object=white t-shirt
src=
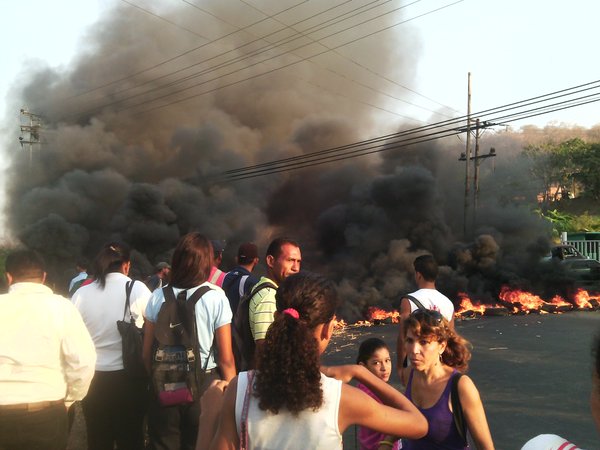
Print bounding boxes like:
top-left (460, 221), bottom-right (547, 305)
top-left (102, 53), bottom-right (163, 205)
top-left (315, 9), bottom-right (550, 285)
top-left (407, 288), bottom-right (455, 321)
top-left (73, 273), bottom-right (151, 371)
top-left (145, 282), bottom-right (232, 371)
top-left (235, 371), bottom-right (343, 449)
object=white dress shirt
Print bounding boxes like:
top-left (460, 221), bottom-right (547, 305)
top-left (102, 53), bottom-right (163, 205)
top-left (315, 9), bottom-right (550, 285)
top-left (73, 272), bottom-right (151, 371)
top-left (0, 282), bottom-right (97, 405)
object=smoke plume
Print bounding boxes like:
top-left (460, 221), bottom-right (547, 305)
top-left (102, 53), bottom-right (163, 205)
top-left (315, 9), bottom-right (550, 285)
top-left (2, 2), bottom-right (558, 318)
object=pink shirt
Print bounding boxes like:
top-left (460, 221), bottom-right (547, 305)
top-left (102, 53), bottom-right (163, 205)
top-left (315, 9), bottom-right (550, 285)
top-left (209, 266), bottom-right (226, 287)
top-left (357, 383), bottom-right (401, 450)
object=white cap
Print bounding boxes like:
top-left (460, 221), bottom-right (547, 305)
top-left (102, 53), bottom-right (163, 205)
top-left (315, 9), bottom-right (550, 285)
top-left (521, 434), bottom-right (583, 450)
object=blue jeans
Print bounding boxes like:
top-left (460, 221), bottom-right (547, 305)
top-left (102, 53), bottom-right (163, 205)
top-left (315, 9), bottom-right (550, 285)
top-left (0, 401), bottom-right (67, 450)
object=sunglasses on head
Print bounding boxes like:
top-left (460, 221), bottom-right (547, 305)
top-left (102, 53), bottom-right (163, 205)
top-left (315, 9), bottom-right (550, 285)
top-left (410, 308), bottom-right (444, 325)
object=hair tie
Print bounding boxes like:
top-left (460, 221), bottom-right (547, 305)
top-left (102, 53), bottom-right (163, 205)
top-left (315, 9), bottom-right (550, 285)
top-left (282, 308), bottom-right (300, 319)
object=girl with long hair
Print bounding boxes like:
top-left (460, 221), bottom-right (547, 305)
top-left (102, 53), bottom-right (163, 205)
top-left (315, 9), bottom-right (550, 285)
top-left (73, 242), bottom-right (152, 450)
top-left (143, 232), bottom-right (236, 450)
top-left (401, 309), bottom-right (494, 450)
top-left (197, 271), bottom-right (428, 449)
top-left (356, 338), bottom-right (401, 450)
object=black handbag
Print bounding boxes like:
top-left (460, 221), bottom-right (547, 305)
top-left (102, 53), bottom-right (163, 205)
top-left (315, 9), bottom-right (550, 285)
top-left (117, 280), bottom-right (147, 378)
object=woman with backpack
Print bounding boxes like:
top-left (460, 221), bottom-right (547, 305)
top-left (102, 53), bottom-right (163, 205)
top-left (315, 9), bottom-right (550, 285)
top-left (143, 232), bottom-right (236, 450)
top-left (197, 271), bottom-right (428, 449)
top-left (72, 242), bottom-right (152, 450)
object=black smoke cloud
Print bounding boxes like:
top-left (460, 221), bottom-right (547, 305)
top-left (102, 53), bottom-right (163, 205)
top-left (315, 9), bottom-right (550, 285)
top-left (3, 2), bottom-right (556, 316)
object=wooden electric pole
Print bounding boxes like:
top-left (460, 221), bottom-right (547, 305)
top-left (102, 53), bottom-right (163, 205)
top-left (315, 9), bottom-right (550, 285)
top-left (463, 73), bottom-right (472, 237)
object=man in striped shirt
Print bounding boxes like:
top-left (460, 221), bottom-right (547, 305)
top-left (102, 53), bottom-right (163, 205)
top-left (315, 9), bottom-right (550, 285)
top-left (248, 238), bottom-right (301, 351)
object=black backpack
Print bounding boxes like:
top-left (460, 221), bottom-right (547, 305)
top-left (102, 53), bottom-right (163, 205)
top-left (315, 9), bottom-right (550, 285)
top-left (231, 281), bottom-right (277, 372)
top-left (151, 285), bottom-right (211, 406)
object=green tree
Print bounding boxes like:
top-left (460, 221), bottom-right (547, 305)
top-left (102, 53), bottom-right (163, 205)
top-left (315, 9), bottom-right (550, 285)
top-left (573, 142), bottom-right (600, 200)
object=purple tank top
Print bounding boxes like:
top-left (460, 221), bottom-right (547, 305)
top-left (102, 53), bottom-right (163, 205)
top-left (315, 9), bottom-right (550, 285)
top-left (402, 369), bottom-right (468, 450)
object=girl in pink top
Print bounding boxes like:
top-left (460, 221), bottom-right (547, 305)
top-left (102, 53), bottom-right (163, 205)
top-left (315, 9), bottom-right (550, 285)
top-left (356, 338), bottom-right (401, 450)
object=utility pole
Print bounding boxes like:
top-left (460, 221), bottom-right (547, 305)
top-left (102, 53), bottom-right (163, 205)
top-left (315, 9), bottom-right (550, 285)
top-left (19, 108), bottom-right (43, 167)
top-left (463, 72), bottom-right (472, 237)
top-left (473, 118), bottom-right (481, 227)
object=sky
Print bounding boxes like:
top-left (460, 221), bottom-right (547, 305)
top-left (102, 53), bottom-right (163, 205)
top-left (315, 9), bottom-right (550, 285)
top-left (1, 0), bottom-right (599, 130)
top-left (1, 0), bottom-right (599, 241)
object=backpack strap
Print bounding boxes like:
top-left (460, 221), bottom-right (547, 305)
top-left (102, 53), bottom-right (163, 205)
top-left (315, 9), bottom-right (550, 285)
top-left (122, 280), bottom-right (135, 321)
top-left (249, 280), bottom-right (277, 299)
top-left (451, 373), bottom-right (468, 446)
top-left (240, 370), bottom-right (255, 450)
top-left (405, 294), bottom-right (428, 312)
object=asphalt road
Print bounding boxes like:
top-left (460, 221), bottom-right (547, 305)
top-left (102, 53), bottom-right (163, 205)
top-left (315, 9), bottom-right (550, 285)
top-left (322, 310), bottom-right (600, 450)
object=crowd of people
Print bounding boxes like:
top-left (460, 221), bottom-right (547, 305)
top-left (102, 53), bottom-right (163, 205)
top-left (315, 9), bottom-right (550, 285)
top-left (0, 234), bottom-right (599, 450)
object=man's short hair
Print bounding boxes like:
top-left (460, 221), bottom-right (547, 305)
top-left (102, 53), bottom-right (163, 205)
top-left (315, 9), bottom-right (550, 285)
top-left (6, 249), bottom-right (45, 281)
top-left (155, 261), bottom-right (171, 272)
top-left (266, 237), bottom-right (299, 259)
top-left (414, 254), bottom-right (438, 282)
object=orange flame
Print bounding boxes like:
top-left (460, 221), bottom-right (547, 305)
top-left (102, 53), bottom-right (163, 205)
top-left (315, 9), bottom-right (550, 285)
top-left (366, 307), bottom-right (400, 323)
top-left (456, 293), bottom-right (487, 315)
top-left (573, 289), bottom-right (596, 309)
top-left (499, 286), bottom-right (547, 312)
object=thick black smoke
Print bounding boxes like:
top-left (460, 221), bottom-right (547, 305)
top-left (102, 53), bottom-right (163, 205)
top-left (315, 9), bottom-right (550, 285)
top-left (2, 2), bottom-right (558, 317)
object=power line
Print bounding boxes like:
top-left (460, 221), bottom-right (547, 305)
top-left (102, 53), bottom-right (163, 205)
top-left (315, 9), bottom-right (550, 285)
top-left (66, 0), bottom-right (462, 120)
top-left (212, 79), bottom-right (600, 181)
top-left (63, 0), bottom-right (310, 102)
top-left (119, 0), bottom-right (210, 40)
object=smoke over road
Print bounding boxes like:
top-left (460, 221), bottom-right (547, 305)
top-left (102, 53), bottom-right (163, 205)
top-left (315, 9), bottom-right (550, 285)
top-left (2, 1), bottom-right (554, 318)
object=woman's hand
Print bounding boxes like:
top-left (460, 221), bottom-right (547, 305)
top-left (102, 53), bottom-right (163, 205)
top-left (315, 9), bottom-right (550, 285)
top-left (197, 379), bottom-right (230, 450)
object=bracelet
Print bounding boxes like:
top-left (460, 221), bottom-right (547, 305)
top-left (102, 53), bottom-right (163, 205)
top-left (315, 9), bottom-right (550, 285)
top-left (379, 440), bottom-right (395, 447)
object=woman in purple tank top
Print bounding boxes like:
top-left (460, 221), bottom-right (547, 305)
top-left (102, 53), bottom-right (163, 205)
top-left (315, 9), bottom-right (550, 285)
top-left (400, 309), bottom-right (494, 450)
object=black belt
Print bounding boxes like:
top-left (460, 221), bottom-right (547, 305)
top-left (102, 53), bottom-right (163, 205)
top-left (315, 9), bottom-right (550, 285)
top-left (0, 399), bottom-right (64, 412)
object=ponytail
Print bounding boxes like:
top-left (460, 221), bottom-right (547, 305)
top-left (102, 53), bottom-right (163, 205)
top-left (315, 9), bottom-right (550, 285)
top-left (92, 242), bottom-right (130, 289)
top-left (254, 272), bottom-right (338, 415)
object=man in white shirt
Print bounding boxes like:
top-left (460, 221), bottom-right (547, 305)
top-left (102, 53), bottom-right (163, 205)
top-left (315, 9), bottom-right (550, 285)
top-left (0, 249), bottom-right (97, 450)
top-left (396, 254), bottom-right (455, 383)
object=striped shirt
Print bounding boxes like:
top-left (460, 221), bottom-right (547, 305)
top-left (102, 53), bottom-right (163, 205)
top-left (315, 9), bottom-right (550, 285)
top-left (248, 277), bottom-right (278, 341)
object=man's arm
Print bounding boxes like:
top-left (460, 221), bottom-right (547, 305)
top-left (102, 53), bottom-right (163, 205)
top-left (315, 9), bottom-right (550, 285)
top-left (395, 297), bottom-right (412, 383)
top-left (62, 304), bottom-right (97, 402)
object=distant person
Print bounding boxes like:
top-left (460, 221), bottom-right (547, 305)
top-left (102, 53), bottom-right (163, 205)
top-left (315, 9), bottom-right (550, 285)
top-left (222, 242), bottom-right (260, 315)
top-left (355, 338), bottom-right (401, 450)
top-left (208, 240), bottom-right (227, 287)
top-left (400, 309), bottom-right (494, 450)
top-left (68, 259), bottom-right (88, 297)
top-left (73, 242), bottom-right (152, 450)
top-left (196, 272), bottom-right (428, 449)
top-left (249, 238), bottom-right (301, 353)
top-left (0, 249), bottom-right (96, 450)
top-left (143, 232), bottom-right (235, 450)
top-left (519, 328), bottom-right (600, 450)
top-left (146, 261), bottom-right (171, 292)
top-left (396, 254), bottom-right (455, 383)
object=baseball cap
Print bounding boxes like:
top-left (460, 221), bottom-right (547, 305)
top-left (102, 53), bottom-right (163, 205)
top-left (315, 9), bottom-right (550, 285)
top-left (155, 261), bottom-right (171, 271)
top-left (211, 240), bottom-right (226, 253)
top-left (238, 242), bottom-right (258, 263)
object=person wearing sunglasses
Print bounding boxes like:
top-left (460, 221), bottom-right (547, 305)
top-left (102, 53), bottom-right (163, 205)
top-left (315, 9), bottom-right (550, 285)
top-left (400, 309), bottom-right (494, 450)
top-left (396, 255), bottom-right (455, 384)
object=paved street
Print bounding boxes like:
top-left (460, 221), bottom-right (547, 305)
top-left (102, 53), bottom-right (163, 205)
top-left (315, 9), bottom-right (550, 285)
top-left (323, 310), bottom-right (600, 449)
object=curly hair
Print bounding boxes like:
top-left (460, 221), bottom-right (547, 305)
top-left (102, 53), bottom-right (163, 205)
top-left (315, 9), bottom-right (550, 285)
top-left (254, 272), bottom-right (338, 415)
top-left (403, 312), bottom-right (471, 372)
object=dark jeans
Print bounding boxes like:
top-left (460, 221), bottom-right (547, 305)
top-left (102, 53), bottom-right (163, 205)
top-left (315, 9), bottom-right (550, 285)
top-left (82, 370), bottom-right (148, 450)
top-left (0, 401), bottom-right (67, 450)
top-left (147, 370), bottom-right (219, 450)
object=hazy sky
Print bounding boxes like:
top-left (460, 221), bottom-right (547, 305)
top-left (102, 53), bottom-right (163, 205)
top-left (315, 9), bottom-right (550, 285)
top-left (2, 0), bottom-right (599, 130)
top-left (1, 0), bottom-right (599, 242)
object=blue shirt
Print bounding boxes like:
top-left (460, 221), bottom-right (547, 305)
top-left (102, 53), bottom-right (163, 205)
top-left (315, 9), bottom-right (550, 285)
top-left (222, 266), bottom-right (259, 315)
top-left (145, 282), bottom-right (232, 370)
